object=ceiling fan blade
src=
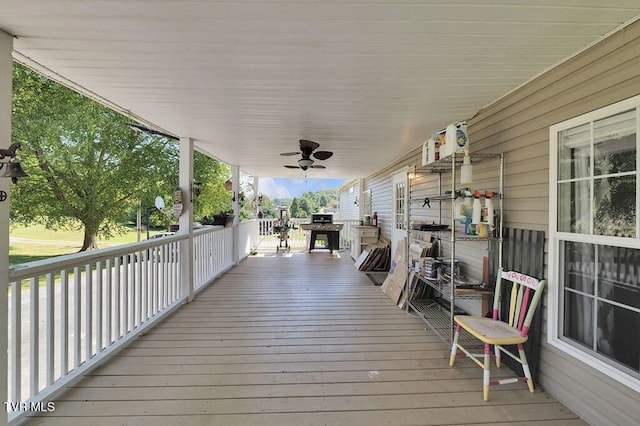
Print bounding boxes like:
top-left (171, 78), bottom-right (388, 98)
top-left (313, 150), bottom-right (333, 160)
top-left (284, 165), bottom-right (299, 169)
top-left (299, 139), bottom-right (320, 151)
top-left (310, 164), bottom-right (326, 169)
top-left (280, 151), bottom-right (300, 156)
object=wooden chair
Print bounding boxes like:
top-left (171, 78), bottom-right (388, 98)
top-left (449, 267), bottom-right (546, 401)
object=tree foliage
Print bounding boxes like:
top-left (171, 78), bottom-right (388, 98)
top-left (193, 151), bottom-right (231, 219)
top-left (11, 63), bottom-right (179, 250)
top-left (280, 189), bottom-right (337, 218)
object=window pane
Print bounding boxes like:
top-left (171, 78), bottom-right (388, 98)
top-left (594, 176), bottom-right (636, 237)
top-left (597, 301), bottom-right (640, 374)
top-left (563, 241), bottom-right (595, 294)
top-left (563, 291), bottom-right (594, 349)
top-left (594, 110), bottom-right (636, 176)
top-left (558, 180), bottom-right (590, 233)
top-left (598, 245), bottom-right (640, 309)
top-left (558, 123), bottom-right (590, 180)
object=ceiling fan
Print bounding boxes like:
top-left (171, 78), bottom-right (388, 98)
top-left (281, 139), bottom-right (334, 170)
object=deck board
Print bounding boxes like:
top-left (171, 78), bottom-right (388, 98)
top-left (27, 251), bottom-right (584, 425)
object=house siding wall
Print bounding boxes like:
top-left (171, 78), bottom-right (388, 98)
top-left (361, 19), bottom-right (640, 424)
top-left (464, 21), bottom-right (640, 424)
top-left (363, 148), bottom-right (420, 255)
top-left (337, 181), bottom-right (360, 220)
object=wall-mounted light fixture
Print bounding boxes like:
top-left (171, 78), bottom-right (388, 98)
top-left (354, 196), bottom-right (359, 205)
top-left (0, 142), bottom-right (29, 184)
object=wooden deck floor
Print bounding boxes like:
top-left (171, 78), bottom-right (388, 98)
top-left (28, 251), bottom-right (584, 425)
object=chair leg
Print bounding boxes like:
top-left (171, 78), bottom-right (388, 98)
top-left (518, 343), bottom-right (534, 393)
top-left (483, 343), bottom-right (491, 401)
top-left (494, 344), bottom-right (501, 367)
top-left (449, 324), bottom-right (461, 366)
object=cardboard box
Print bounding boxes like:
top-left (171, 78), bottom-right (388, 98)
top-left (382, 253), bottom-right (407, 305)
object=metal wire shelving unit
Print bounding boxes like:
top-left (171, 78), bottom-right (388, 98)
top-left (406, 152), bottom-right (504, 346)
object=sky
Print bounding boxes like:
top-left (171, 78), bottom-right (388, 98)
top-left (259, 177), bottom-right (347, 200)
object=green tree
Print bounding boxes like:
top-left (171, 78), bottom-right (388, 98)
top-left (11, 63), bottom-right (178, 251)
top-left (290, 198), bottom-right (301, 218)
top-left (193, 151), bottom-right (230, 219)
top-left (298, 198), bottom-right (311, 218)
top-left (258, 194), bottom-right (276, 218)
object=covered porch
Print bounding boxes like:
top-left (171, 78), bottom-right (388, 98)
top-left (26, 251), bottom-right (581, 425)
top-left (3, 3), bottom-right (640, 424)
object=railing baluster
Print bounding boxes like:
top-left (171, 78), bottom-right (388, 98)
top-left (200, 237), bottom-right (205, 284)
top-left (85, 264), bottom-right (93, 360)
top-left (30, 276), bottom-right (39, 397)
top-left (136, 251), bottom-right (142, 327)
top-left (158, 244), bottom-right (166, 309)
top-left (105, 258), bottom-right (112, 345)
top-left (171, 241), bottom-right (180, 300)
top-left (74, 266), bottom-right (81, 367)
top-left (11, 279), bottom-right (21, 402)
top-left (114, 257), bottom-right (120, 340)
top-left (60, 270), bottom-right (68, 377)
top-left (142, 249), bottom-right (151, 322)
top-left (46, 273), bottom-right (55, 386)
top-left (167, 243), bottom-right (171, 305)
top-left (122, 256), bottom-right (128, 334)
top-left (96, 260), bottom-right (103, 351)
top-left (152, 246), bottom-right (158, 315)
top-left (129, 253), bottom-right (138, 330)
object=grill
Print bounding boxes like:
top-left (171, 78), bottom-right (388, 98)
top-left (300, 213), bottom-right (343, 253)
top-left (311, 213), bottom-right (333, 224)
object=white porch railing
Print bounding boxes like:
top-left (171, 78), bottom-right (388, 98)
top-left (236, 219), bottom-right (258, 261)
top-left (6, 225), bottom-right (237, 423)
top-left (193, 226), bottom-right (234, 291)
top-left (256, 218), bottom-right (359, 251)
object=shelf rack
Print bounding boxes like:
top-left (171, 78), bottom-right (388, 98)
top-left (406, 152), bottom-right (504, 346)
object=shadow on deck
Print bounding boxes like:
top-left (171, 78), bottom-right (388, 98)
top-left (27, 250), bottom-right (583, 425)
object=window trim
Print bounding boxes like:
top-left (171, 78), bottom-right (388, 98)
top-left (548, 94), bottom-right (640, 392)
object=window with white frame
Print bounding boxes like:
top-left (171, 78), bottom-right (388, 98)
top-left (394, 181), bottom-right (406, 230)
top-left (549, 96), bottom-right (640, 389)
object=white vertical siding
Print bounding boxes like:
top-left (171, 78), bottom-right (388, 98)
top-left (337, 181), bottom-right (360, 221)
top-left (363, 148), bottom-right (420, 246)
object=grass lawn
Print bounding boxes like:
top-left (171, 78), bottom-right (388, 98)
top-left (9, 224), bottom-right (167, 266)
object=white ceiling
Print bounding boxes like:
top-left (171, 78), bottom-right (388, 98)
top-left (1, 1), bottom-right (640, 180)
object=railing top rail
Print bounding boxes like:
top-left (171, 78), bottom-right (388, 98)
top-left (9, 225), bottom-right (228, 281)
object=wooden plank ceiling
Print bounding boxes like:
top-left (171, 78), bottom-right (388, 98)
top-left (1, 1), bottom-right (639, 179)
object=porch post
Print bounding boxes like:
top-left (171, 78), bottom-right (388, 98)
top-left (231, 165), bottom-right (239, 264)
top-left (178, 137), bottom-right (194, 302)
top-left (0, 30), bottom-right (13, 425)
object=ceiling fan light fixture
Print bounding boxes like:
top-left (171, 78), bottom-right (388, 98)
top-left (298, 158), bottom-right (314, 168)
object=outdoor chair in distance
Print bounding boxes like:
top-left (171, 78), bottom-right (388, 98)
top-left (449, 267), bottom-right (546, 401)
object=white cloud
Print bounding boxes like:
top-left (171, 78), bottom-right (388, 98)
top-left (259, 177), bottom-right (291, 199)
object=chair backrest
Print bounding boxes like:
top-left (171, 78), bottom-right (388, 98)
top-left (492, 267), bottom-right (546, 337)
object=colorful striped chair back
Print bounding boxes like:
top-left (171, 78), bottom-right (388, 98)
top-left (493, 268), bottom-right (546, 338)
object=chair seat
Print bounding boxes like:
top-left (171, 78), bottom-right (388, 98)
top-left (454, 315), bottom-right (528, 346)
